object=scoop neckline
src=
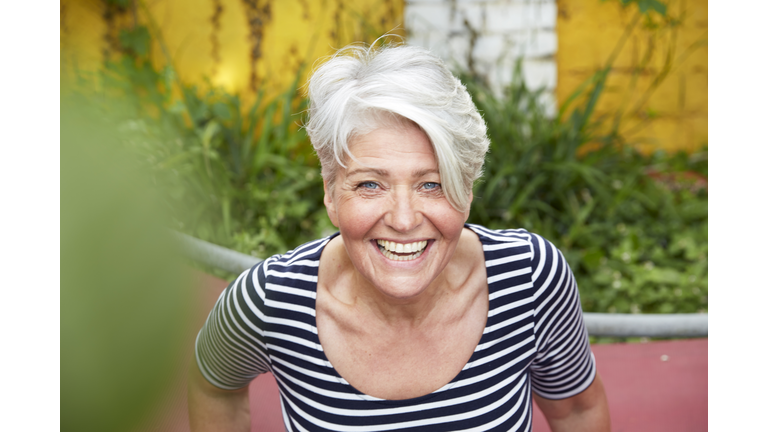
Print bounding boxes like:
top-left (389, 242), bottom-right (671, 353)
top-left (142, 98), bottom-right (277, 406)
top-left (309, 224), bottom-right (493, 404)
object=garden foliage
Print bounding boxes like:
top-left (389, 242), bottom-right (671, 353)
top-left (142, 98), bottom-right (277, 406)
top-left (464, 64), bottom-right (707, 315)
top-left (71, 0), bottom-right (706, 314)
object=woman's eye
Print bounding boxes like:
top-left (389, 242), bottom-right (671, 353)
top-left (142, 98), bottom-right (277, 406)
top-left (422, 182), bottom-right (440, 190)
top-left (359, 181), bottom-right (379, 190)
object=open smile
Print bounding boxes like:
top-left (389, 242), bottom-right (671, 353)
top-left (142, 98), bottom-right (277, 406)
top-left (376, 239), bottom-right (429, 261)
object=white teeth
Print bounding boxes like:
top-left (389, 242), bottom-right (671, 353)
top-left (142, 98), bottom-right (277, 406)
top-left (376, 240), bottom-right (428, 260)
top-left (379, 248), bottom-right (426, 261)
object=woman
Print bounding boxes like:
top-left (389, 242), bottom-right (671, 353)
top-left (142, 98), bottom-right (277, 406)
top-left (189, 43), bottom-right (610, 431)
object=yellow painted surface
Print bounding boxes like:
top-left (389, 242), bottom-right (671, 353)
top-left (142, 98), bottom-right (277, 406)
top-left (61, 0), bottom-right (404, 100)
top-left (557, 0), bottom-right (707, 153)
top-left (60, 0), bottom-right (110, 75)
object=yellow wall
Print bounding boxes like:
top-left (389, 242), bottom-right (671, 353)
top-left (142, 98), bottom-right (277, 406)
top-left (557, 0), bottom-right (707, 153)
top-left (61, 1), bottom-right (705, 153)
top-left (61, 0), bottom-right (404, 99)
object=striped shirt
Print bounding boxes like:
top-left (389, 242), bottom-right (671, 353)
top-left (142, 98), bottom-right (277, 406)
top-left (195, 224), bottom-right (596, 431)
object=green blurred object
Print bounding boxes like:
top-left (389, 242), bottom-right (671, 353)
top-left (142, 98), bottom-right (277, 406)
top-left (61, 91), bottom-right (191, 432)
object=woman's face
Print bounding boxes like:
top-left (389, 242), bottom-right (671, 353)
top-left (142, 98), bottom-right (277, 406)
top-left (324, 122), bottom-right (470, 300)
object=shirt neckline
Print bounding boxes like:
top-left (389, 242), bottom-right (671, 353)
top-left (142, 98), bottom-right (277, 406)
top-left (308, 224), bottom-right (494, 404)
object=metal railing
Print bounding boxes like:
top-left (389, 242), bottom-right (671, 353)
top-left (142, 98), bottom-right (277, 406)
top-left (175, 232), bottom-right (707, 338)
top-left (173, 231), bottom-right (263, 275)
top-left (582, 312), bottom-right (706, 338)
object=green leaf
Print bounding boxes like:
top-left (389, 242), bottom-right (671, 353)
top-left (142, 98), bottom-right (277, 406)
top-left (582, 249), bottom-right (605, 271)
top-left (648, 0), bottom-right (667, 15)
top-left (637, 0), bottom-right (667, 16)
top-left (212, 102), bottom-right (232, 121)
top-left (201, 121), bottom-right (221, 150)
top-left (119, 26), bottom-right (151, 57)
top-left (647, 268), bottom-right (681, 285)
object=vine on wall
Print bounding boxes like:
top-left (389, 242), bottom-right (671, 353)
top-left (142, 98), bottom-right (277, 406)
top-left (241, 0), bottom-right (273, 91)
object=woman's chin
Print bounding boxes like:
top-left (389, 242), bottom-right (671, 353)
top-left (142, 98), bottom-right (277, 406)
top-left (360, 242), bottom-right (447, 300)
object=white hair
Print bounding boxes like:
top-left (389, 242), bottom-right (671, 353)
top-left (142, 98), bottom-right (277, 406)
top-left (304, 43), bottom-right (490, 211)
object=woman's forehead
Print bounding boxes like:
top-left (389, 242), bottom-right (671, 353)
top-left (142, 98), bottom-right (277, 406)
top-left (344, 127), bottom-right (437, 172)
top-left (343, 166), bottom-right (440, 179)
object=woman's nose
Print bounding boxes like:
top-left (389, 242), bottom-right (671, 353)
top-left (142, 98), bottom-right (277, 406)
top-left (385, 190), bottom-right (422, 233)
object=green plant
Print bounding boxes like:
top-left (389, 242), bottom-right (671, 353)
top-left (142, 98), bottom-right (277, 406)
top-left (103, 62), bottom-right (333, 261)
top-left (462, 0), bottom-right (707, 314)
top-left (69, 0), bottom-right (707, 314)
top-left (74, 0), bottom-right (335, 263)
top-left (464, 67), bottom-right (707, 314)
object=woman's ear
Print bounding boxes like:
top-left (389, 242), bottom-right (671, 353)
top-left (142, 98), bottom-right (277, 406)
top-left (323, 179), bottom-right (339, 228)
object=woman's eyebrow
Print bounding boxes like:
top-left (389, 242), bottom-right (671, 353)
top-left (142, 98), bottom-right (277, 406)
top-left (413, 168), bottom-right (440, 177)
top-left (345, 168), bottom-right (389, 177)
top-left (345, 168), bottom-right (440, 178)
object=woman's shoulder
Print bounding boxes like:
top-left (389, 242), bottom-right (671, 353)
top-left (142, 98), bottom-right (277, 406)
top-left (465, 223), bottom-right (561, 263)
top-left (465, 223), bottom-right (546, 246)
top-left (267, 234), bottom-right (335, 263)
top-left (254, 232), bottom-right (340, 284)
top-left (223, 234), bottom-right (340, 310)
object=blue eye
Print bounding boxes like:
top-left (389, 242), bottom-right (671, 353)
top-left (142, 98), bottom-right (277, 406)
top-left (360, 181), bottom-right (378, 189)
top-left (423, 182), bottom-right (440, 190)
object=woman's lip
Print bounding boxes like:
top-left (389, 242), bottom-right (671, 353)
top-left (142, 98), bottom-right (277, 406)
top-left (373, 238), bottom-right (432, 243)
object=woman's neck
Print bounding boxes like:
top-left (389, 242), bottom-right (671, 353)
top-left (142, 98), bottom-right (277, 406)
top-left (319, 228), bottom-right (485, 329)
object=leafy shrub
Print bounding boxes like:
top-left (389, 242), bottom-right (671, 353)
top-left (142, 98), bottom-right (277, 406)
top-left (463, 64), bottom-right (707, 314)
top-left (68, 1), bottom-right (706, 314)
top-left (96, 56), bottom-right (707, 314)
top-left (98, 56), bottom-right (334, 260)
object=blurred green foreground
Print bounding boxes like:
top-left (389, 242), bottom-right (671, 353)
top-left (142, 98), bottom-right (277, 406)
top-left (61, 92), bottom-right (192, 432)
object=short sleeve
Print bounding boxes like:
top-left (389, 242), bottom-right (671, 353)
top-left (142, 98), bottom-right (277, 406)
top-left (194, 262), bottom-right (272, 390)
top-left (528, 233), bottom-right (596, 400)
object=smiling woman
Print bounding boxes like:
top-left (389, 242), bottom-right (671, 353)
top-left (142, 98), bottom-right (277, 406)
top-left (188, 42), bottom-right (610, 432)
top-left (322, 122), bottom-right (472, 302)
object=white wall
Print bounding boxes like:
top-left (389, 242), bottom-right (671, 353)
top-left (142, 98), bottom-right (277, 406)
top-left (405, 0), bottom-right (558, 115)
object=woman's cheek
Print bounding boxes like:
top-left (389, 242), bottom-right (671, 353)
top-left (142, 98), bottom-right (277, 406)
top-left (337, 198), bottom-right (375, 226)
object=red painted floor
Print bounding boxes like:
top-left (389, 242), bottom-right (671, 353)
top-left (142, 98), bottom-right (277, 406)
top-left (144, 271), bottom-right (707, 432)
top-left (531, 339), bottom-right (707, 432)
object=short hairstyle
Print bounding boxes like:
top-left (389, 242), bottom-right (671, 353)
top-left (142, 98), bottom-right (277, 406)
top-left (304, 43), bottom-right (490, 211)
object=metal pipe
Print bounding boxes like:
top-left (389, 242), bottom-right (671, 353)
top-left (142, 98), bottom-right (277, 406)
top-left (172, 231), bottom-right (262, 275)
top-left (583, 312), bottom-right (707, 338)
top-left (173, 231), bottom-right (708, 338)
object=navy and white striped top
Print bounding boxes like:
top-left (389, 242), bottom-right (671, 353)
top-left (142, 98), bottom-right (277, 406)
top-left (195, 224), bottom-right (596, 431)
